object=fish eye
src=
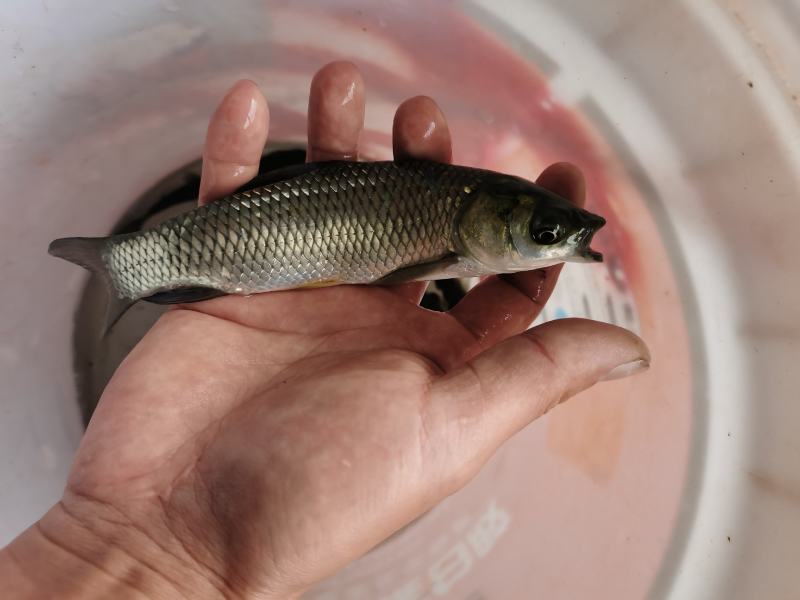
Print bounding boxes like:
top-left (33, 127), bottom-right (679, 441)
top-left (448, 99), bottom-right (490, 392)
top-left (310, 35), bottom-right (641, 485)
top-left (530, 223), bottom-right (565, 245)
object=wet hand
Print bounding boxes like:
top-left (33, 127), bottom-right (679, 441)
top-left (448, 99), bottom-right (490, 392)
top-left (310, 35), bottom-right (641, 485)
top-left (2, 62), bottom-right (649, 599)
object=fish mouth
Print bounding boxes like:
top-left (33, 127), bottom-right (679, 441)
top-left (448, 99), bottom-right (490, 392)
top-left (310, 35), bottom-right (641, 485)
top-left (582, 247), bottom-right (604, 262)
top-left (573, 214), bottom-right (605, 262)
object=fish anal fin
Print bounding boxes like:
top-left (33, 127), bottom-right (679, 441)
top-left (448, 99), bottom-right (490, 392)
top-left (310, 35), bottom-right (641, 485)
top-left (143, 287), bottom-right (226, 305)
top-left (102, 287), bottom-right (224, 337)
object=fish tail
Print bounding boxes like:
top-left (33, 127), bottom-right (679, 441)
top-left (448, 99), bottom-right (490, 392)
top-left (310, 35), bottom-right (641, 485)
top-left (48, 237), bottom-right (134, 335)
top-left (48, 236), bottom-right (108, 274)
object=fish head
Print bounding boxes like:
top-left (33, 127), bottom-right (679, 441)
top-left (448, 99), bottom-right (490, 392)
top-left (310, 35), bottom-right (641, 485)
top-left (456, 174), bottom-right (606, 272)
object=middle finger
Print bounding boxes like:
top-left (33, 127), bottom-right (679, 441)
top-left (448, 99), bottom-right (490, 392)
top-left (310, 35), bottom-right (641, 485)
top-left (387, 95), bottom-right (454, 304)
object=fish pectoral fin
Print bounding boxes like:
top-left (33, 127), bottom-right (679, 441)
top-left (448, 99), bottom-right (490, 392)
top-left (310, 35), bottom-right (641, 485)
top-left (143, 287), bottom-right (226, 305)
top-left (374, 254), bottom-right (486, 285)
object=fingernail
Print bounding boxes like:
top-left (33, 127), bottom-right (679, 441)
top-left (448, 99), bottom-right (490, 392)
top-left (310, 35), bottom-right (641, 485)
top-left (601, 358), bottom-right (650, 382)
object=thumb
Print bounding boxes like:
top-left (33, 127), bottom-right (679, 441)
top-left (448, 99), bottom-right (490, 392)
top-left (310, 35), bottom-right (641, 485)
top-left (429, 318), bottom-right (649, 483)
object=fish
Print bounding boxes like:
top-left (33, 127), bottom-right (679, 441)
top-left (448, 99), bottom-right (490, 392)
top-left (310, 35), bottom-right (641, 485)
top-left (48, 160), bottom-right (606, 330)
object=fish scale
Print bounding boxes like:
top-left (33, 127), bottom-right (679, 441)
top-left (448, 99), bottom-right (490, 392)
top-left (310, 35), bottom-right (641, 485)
top-left (104, 161), bottom-right (480, 299)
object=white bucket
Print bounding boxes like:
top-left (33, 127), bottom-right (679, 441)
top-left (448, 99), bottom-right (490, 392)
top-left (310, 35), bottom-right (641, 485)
top-left (1, 1), bottom-right (798, 598)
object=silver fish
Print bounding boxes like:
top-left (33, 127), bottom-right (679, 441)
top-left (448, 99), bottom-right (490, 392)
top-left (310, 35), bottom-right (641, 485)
top-left (49, 160), bottom-right (605, 327)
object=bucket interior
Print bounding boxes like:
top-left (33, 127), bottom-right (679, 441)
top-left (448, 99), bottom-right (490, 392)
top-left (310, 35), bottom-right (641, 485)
top-left (1, 2), bottom-right (798, 598)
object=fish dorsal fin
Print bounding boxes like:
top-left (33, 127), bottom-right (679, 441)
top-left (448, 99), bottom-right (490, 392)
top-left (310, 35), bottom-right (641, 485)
top-left (235, 161), bottom-right (351, 193)
top-left (374, 254), bottom-right (489, 285)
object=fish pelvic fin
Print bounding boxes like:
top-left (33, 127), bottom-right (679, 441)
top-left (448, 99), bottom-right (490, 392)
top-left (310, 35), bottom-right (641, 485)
top-left (48, 236), bottom-right (134, 336)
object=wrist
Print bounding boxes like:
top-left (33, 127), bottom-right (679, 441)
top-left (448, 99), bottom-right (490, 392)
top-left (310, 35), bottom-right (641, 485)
top-left (1, 496), bottom-right (223, 599)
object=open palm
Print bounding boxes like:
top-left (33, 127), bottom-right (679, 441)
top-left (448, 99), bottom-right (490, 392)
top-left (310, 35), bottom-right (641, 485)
top-left (52, 63), bottom-right (648, 599)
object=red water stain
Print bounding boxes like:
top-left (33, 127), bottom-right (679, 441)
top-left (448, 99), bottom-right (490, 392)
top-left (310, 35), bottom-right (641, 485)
top-left (749, 470), bottom-right (800, 505)
top-left (546, 385), bottom-right (628, 483)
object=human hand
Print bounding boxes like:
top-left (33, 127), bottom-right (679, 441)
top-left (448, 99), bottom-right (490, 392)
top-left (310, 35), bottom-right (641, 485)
top-left (1, 62), bottom-right (649, 599)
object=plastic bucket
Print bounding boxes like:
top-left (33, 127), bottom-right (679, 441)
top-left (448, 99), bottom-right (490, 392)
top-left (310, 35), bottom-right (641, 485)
top-left (1, 2), bottom-right (798, 598)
